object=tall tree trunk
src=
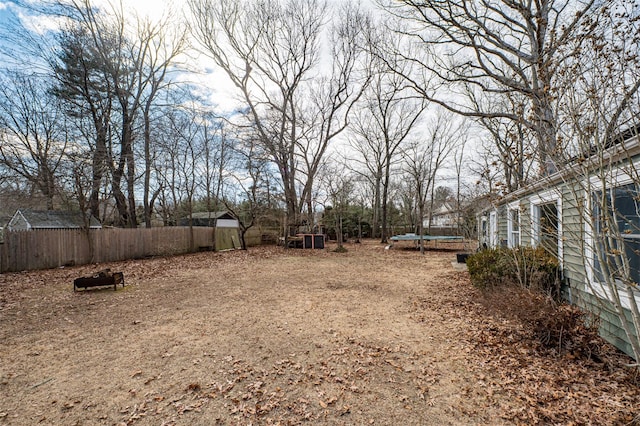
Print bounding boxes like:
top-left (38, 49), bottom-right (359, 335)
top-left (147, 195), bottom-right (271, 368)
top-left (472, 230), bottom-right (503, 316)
top-left (380, 162), bottom-right (391, 243)
top-left (111, 144), bottom-right (129, 227)
top-left (126, 146), bottom-right (137, 228)
top-left (89, 130), bottom-right (108, 219)
top-left (418, 199), bottom-right (425, 255)
top-left (143, 102), bottom-right (153, 228)
top-left (372, 172), bottom-right (381, 239)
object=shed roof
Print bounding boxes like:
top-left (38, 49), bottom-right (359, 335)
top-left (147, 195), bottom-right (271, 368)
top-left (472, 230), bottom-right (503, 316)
top-left (185, 211), bottom-right (236, 220)
top-left (192, 210), bottom-right (233, 219)
top-left (9, 209), bottom-right (102, 230)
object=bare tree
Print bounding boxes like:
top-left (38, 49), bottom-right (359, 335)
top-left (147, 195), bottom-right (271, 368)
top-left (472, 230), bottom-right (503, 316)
top-left (0, 71), bottom-right (67, 210)
top-left (452, 136), bottom-right (466, 235)
top-left (54, 0), bottom-right (185, 227)
top-left (402, 110), bottom-right (458, 253)
top-left (155, 95), bottom-right (232, 224)
top-left (319, 161), bottom-right (356, 250)
top-left (381, 0), bottom-right (599, 176)
top-left (469, 92), bottom-right (537, 192)
top-left (154, 102), bottom-right (206, 247)
top-left (223, 127), bottom-right (274, 250)
top-left (348, 24), bottom-right (427, 243)
top-left (198, 115), bottom-right (228, 215)
top-left (139, 16), bottom-right (187, 228)
top-left (189, 0), bottom-right (369, 241)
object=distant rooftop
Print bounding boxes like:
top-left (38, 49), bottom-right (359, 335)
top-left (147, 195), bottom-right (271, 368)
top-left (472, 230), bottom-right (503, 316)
top-left (186, 211), bottom-right (234, 220)
top-left (8, 209), bottom-right (101, 230)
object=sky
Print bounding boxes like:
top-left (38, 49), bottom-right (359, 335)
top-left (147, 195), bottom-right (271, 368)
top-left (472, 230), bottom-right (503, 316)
top-left (0, 0), bottom-right (247, 112)
top-left (0, 2), bottom-right (13, 25)
top-left (0, 0), bottom-right (407, 118)
top-left (0, 0), bottom-right (481, 189)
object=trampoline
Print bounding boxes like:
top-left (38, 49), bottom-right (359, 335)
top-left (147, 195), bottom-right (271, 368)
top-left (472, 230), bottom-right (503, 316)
top-left (389, 233), bottom-right (464, 249)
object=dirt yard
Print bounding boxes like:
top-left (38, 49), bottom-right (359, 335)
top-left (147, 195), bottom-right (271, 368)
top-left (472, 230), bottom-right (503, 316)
top-left (0, 240), bottom-right (638, 425)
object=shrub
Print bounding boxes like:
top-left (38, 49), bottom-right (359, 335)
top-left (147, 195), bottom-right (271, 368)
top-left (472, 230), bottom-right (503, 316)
top-left (467, 247), bottom-right (561, 298)
top-left (466, 247), bottom-right (513, 289)
top-left (534, 303), bottom-right (603, 359)
top-left (512, 247), bottom-right (561, 298)
top-left (471, 248), bottom-right (602, 358)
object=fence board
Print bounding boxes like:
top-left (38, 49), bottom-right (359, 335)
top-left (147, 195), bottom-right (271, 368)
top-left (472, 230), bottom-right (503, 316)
top-left (0, 227), bottom-right (218, 273)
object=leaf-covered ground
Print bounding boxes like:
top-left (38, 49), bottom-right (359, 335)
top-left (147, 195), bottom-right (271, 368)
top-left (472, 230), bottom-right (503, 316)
top-left (0, 240), bottom-right (637, 425)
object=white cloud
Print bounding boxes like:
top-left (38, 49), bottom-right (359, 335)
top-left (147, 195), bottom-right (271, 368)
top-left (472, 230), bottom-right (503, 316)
top-left (16, 10), bottom-right (63, 35)
top-left (82, 0), bottom-right (188, 21)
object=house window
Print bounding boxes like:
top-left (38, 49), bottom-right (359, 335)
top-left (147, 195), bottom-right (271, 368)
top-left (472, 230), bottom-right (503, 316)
top-left (592, 183), bottom-right (640, 286)
top-left (540, 202), bottom-right (559, 256)
top-left (507, 205), bottom-right (520, 248)
top-left (530, 191), bottom-right (562, 262)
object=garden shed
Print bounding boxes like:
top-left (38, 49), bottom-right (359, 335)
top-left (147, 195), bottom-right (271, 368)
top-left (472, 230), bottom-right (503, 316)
top-left (477, 128), bottom-right (640, 358)
top-left (179, 211), bottom-right (241, 251)
top-left (7, 209), bottom-right (102, 230)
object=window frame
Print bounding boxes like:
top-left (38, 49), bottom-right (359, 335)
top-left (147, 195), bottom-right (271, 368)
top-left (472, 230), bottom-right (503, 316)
top-left (530, 189), bottom-right (563, 265)
top-left (585, 173), bottom-right (640, 310)
top-left (489, 210), bottom-right (498, 248)
top-left (507, 202), bottom-right (521, 248)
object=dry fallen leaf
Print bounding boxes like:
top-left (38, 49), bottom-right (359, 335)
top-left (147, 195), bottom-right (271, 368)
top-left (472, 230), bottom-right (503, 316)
top-left (2, 245), bottom-right (639, 425)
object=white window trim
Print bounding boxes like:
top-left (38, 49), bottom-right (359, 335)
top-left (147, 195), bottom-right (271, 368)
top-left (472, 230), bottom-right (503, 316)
top-left (507, 201), bottom-right (521, 248)
top-left (489, 210), bottom-right (498, 248)
top-left (479, 215), bottom-right (488, 247)
top-left (529, 189), bottom-right (563, 265)
top-left (584, 172), bottom-right (640, 310)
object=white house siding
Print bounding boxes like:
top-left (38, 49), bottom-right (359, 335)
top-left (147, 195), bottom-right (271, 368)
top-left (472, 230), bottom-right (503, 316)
top-left (216, 218), bottom-right (239, 228)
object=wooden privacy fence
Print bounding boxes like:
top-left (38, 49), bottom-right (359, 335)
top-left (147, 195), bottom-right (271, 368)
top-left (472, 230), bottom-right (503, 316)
top-left (0, 227), bottom-right (216, 273)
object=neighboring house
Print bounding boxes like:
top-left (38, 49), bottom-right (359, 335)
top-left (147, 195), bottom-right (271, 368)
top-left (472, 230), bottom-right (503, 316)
top-left (424, 200), bottom-right (485, 239)
top-left (423, 202), bottom-right (457, 228)
top-left (7, 209), bottom-right (102, 231)
top-left (477, 127), bottom-right (640, 358)
top-left (179, 211), bottom-right (241, 251)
